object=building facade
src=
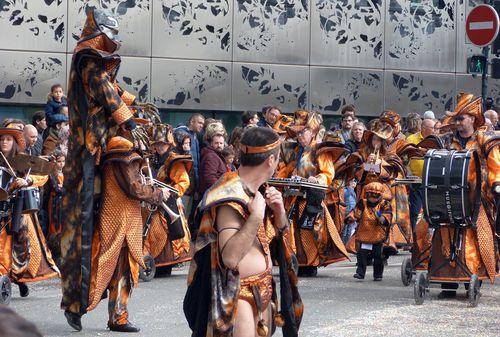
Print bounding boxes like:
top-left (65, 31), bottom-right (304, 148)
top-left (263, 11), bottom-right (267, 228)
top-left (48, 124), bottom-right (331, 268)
top-left (0, 0), bottom-right (498, 118)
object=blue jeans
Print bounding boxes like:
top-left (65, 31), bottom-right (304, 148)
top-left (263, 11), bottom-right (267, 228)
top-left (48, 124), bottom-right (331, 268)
top-left (409, 185), bottom-right (423, 230)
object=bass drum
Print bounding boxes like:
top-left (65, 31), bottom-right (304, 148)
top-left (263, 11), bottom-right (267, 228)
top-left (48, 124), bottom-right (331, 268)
top-left (422, 149), bottom-right (481, 228)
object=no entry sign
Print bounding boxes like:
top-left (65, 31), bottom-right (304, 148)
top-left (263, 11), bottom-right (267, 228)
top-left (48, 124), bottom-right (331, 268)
top-left (466, 5), bottom-right (500, 47)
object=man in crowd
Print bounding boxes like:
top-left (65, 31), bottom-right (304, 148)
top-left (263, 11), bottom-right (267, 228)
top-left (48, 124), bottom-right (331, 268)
top-left (423, 110), bottom-right (435, 120)
top-left (23, 124), bottom-right (40, 156)
top-left (199, 133), bottom-right (226, 197)
top-left (258, 106), bottom-right (281, 128)
top-left (406, 118), bottom-right (436, 229)
top-left (184, 127), bottom-right (302, 337)
top-left (484, 109), bottom-right (499, 130)
top-left (336, 113), bottom-right (355, 144)
top-left (176, 113), bottom-right (205, 189)
top-left (430, 93), bottom-right (499, 298)
top-left (32, 111), bottom-right (46, 155)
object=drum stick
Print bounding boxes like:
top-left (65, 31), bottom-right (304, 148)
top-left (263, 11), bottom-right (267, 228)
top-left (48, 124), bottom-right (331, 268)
top-left (0, 152), bottom-right (17, 178)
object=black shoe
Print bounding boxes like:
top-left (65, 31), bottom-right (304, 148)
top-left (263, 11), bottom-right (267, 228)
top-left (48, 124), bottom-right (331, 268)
top-left (108, 322), bottom-right (140, 333)
top-left (437, 291), bottom-right (457, 299)
top-left (18, 283), bottom-right (29, 297)
top-left (297, 266), bottom-right (318, 277)
top-left (64, 311), bottom-right (82, 331)
top-left (373, 277), bottom-right (383, 281)
top-left (353, 273), bottom-right (364, 280)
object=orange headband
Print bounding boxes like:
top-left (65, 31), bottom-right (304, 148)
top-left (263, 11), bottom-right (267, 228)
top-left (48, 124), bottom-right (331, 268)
top-left (239, 139), bottom-right (281, 154)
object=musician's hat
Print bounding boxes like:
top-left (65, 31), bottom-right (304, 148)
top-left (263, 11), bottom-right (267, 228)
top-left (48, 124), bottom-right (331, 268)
top-left (363, 182), bottom-right (391, 200)
top-left (0, 124), bottom-right (26, 150)
top-left (362, 119), bottom-right (393, 144)
top-left (105, 136), bottom-right (134, 154)
top-left (148, 123), bottom-right (174, 145)
top-left (286, 110), bottom-right (323, 138)
top-left (379, 110), bottom-right (401, 127)
top-left (449, 93), bottom-right (484, 130)
top-left (273, 114), bottom-right (294, 135)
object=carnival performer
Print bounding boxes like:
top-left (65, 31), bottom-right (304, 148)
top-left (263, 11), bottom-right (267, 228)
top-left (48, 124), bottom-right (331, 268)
top-left (85, 137), bottom-right (166, 332)
top-left (0, 124), bottom-right (59, 300)
top-left (346, 182), bottom-right (392, 281)
top-left (428, 94), bottom-right (499, 297)
top-left (184, 127), bottom-right (303, 337)
top-left (378, 111), bottom-right (420, 250)
top-left (45, 149), bottom-right (65, 263)
top-left (277, 110), bottom-right (348, 277)
top-left (339, 120), bottom-right (406, 260)
top-left (143, 129), bottom-right (193, 273)
top-left (60, 8), bottom-right (155, 330)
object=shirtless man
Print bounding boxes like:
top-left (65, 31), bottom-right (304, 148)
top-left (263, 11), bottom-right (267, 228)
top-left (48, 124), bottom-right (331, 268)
top-left (184, 127), bottom-right (303, 337)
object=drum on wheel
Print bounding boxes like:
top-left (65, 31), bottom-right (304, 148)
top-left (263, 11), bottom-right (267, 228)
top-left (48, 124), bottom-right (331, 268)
top-left (422, 149), bottom-right (481, 228)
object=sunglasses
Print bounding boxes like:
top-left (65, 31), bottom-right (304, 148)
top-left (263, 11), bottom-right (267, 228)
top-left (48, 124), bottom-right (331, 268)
top-left (454, 115), bottom-right (465, 122)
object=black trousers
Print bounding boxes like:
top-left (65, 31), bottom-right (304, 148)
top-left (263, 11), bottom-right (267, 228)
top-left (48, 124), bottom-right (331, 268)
top-left (356, 243), bottom-right (384, 279)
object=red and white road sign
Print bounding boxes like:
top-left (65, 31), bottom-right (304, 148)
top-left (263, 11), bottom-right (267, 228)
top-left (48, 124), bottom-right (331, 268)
top-left (466, 4), bottom-right (500, 47)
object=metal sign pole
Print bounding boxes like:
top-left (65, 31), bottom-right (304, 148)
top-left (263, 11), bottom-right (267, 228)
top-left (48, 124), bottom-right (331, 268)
top-left (482, 45), bottom-right (489, 108)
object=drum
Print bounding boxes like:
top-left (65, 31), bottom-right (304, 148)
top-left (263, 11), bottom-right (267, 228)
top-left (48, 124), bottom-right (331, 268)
top-left (422, 149), bottom-right (481, 228)
top-left (20, 187), bottom-right (40, 214)
top-left (0, 167), bottom-right (13, 201)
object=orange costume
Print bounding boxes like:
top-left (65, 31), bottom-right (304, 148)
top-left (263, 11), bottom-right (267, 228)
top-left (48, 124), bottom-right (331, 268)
top-left (427, 94), bottom-right (499, 284)
top-left (144, 150), bottom-right (193, 269)
top-left (379, 110), bottom-right (419, 249)
top-left (0, 126), bottom-right (59, 303)
top-left (184, 171), bottom-right (303, 337)
top-left (86, 137), bottom-right (163, 327)
top-left (277, 110), bottom-right (348, 272)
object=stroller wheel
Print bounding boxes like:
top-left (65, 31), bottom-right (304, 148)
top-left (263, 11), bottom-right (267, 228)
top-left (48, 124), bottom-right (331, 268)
top-left (0, 275), bottom-right (12, 305)
top-left (139, 255), bottom-right (156, 282)
top-left (467, 274), bottom-right (480, 308)
top-left (401, 257), bottom-right (413, 286)
top-left (414, 272), bottom-right (427, 305)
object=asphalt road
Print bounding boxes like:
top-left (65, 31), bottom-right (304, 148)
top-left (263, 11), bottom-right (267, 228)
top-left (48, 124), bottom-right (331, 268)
top-left (8, 253), bottom-right (500, 337)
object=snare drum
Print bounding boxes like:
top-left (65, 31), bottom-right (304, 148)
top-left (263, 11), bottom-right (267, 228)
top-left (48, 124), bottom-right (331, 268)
top-left (0, 167), bottom-right (13, 201)
top-left (422, 149), bottom-right (481, 228)
top-left (20, 187), bottom-right (40, 214)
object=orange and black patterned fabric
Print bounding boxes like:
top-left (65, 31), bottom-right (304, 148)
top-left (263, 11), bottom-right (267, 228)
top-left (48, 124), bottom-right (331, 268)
top-left (429, 128), bottom-right (499, 283)
top-left (277, 140), bottom-right (348, 267)
top-left (87, 145), bottom-right (163, 312)
top-left (184, 172), bottom-right (303, 337)
top-left (60, 10), bottom-right (139, 316)
top-left (350, 198), bottom-right (392, 244)
top-left (144, 152), bottom-right (193, 266)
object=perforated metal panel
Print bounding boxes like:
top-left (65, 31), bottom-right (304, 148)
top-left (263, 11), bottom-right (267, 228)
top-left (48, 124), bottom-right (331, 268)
top-left (232, 63), bottom-right (309, 113)
top-left (310, 67), bottom-right (384, 116)
top-left (310, 0), bottom-right (384, 68)
top-left (67, 0), bottom-right (152, 56)
top-left (152, 0), bottom-right (232, 60)
top-left (0, 0), bottom-right (66, 52)
top-left (233, 0), bottom-right (310, 64)
top-left (385, 0), bottom-right (456, 72)
top-left (384, 71), bottom-right (455, 117)
top-left (117, 57), bottom-right (152, 102)
top-left (151, 59), bottom-right (231, 110)
top-left (0, 51), bottom-right (66, 104)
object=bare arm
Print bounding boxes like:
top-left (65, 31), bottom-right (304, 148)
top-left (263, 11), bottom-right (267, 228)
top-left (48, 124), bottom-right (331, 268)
top-left (217, 191), bottom-right (266, 270)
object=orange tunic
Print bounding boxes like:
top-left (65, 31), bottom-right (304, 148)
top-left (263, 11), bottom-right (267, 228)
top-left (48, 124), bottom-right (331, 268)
top-left (430, 130), bottom-right (499, 283)
top-left (277, 141), bottom-right (348, 267)
top-left (144, 152), bottom-right (193, 266)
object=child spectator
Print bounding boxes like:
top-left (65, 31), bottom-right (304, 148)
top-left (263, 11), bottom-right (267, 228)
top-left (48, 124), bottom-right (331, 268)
top-left (221, 145), bottom-right (236, 172)
top-left (45, 84), bottom-right (67, 126)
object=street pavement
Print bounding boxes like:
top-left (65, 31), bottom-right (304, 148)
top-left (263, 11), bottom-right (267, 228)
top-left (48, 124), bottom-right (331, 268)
top-left (8, 253), bottom-right (500, 337)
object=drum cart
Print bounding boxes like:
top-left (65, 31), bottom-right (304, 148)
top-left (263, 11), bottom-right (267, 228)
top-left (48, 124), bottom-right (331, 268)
top-left (411, 149), bottom-right (483, 307)
top-left (0, 221), bottom-right (12, 305)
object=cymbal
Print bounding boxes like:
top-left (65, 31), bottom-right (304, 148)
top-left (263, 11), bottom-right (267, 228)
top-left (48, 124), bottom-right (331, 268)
top-left (9, 153), bottom-right (56, 175)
